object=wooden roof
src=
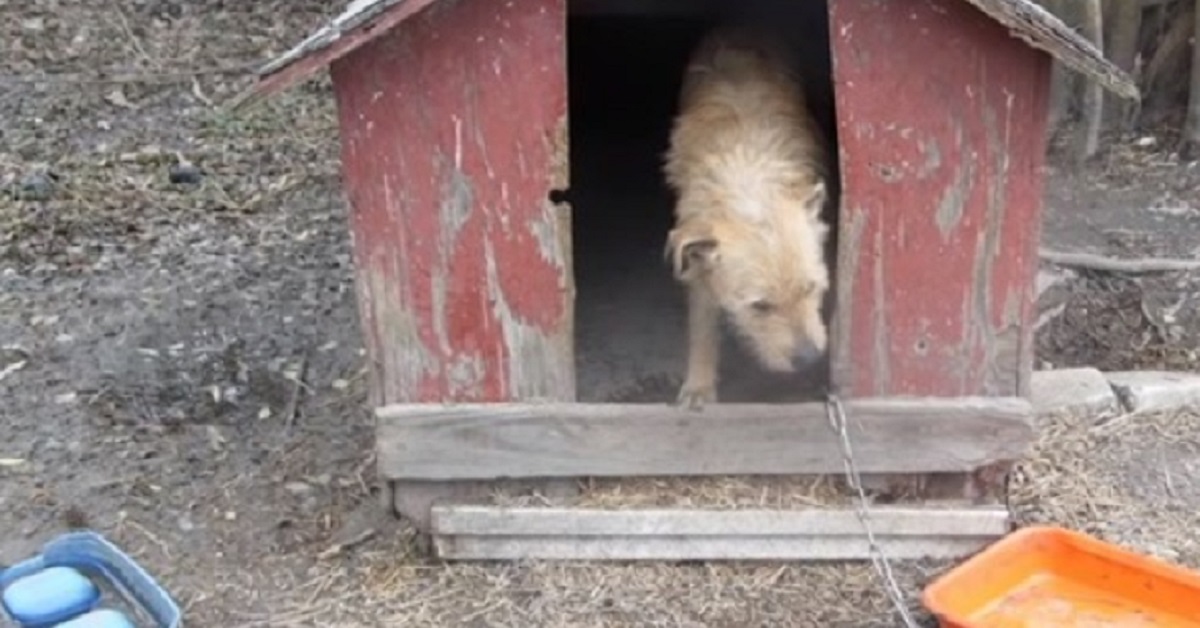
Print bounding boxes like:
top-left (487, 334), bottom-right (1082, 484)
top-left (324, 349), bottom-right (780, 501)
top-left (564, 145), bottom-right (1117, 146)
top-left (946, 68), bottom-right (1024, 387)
top-left (959, 0), bottom-right (1138, 99)
top-left (227, 0), bottom-right (1139, 112)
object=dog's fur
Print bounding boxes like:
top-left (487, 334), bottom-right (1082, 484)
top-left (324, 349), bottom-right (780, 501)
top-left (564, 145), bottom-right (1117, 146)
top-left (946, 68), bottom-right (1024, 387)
top-left (663, 26), bottom-right (833, 409)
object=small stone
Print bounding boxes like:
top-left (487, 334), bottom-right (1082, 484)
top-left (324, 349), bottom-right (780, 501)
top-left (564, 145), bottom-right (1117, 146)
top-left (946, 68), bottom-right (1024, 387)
top-left (1144, 544), bottom-right (1179, 562)
top-left (104, 87), bottom-right (137, 110)
top-left (298, 495), bottom-right (321, 516)
top-left (284, 481), bottom-right (312, 495)
top-left (168, 162), bottom-right (204, 185)
top-left (224, 511), bottom-right (237, 521)
top-left (1031, 368), bottom-right (1119, 416)
top-left (178, 516), bottom-right (195, 532)
top-left (1036, 268), bottom-right (1073, 297)
top-left (1107, 371), bottom-right (1200, 414)
top-left (30, 314), bottom-right (59, 327)
top-left (18, 172), bottom-right (55, 201)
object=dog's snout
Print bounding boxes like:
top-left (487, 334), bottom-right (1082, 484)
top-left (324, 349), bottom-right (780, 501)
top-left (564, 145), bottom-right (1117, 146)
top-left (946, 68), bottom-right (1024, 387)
top-left (791, 339), bottom-right (823, 366)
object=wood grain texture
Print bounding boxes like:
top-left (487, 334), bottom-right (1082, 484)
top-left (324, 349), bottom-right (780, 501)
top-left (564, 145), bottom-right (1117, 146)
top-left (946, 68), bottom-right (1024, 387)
top-left (227, 0), bottom-right (440, 112)
top-left (376, 397), bottom-right (1034, 480)
top-left (431, 505), bottom-right (1011, 561)
top-left (828, 0), bottom-right (1051, 399)
top-left (331, 0), bottom-right (572, 406)
top-left (328, 0), bottom-right (573, 531)
top-left (959, 0), bottom-right (1136, 99)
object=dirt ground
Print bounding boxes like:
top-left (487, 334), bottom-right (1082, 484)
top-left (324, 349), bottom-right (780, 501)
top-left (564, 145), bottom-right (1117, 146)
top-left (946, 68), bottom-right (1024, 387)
top-left (3, 2), bottom-right (1200, 627)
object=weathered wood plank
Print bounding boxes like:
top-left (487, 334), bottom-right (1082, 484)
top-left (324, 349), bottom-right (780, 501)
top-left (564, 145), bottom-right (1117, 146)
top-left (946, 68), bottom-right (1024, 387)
top-left (959, 0), bottom-right (1137, 99)
top-left (330, 0), bottom-right (574, 531)
top-left (827, 0), bottom-right (1052, 504)
top-left (431, 505), bottom-right (1011, 561)
top-left (376, 397), bottom-right (1034, 480)
top-left (434, 505), bottom-right (1009, 536)
top-left (332, 0), bottom-right (572, 407)
top-left (828, 0), bottom-right (1051, 399)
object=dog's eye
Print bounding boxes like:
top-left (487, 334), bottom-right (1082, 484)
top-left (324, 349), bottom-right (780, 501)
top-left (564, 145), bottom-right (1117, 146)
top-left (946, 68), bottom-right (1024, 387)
top-left (751, 300), bottom-right (775, 314)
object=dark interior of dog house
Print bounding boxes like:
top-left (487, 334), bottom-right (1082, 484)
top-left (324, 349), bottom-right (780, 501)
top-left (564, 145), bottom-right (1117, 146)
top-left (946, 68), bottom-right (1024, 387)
top-left (565, 0), bottom-right (841, 403)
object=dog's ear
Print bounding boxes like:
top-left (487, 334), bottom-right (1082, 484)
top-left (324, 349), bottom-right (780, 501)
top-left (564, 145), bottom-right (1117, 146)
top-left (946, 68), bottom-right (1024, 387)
top-left (665, 222), bottom-right (719, 281)
top-left (802, 180), bottom-right (828, 219)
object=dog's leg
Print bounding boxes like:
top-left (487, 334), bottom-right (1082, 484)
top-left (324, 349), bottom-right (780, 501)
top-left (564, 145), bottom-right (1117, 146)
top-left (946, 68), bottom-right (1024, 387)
top-left (677, 284), bottom-right (720, 409)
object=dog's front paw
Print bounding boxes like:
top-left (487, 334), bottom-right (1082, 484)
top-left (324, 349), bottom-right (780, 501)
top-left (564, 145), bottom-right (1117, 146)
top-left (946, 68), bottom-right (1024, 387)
top-left (675, 381), bottom-right (716, 410)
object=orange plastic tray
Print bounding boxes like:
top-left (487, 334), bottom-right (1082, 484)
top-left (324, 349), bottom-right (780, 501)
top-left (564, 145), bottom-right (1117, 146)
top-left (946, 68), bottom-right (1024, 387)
top-left (922, 525), bottom-right (1200, 628)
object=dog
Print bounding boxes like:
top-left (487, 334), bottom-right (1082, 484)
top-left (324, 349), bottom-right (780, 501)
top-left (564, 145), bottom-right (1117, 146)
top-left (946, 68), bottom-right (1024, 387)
top-left (662, 25), bottom-right (833, 409)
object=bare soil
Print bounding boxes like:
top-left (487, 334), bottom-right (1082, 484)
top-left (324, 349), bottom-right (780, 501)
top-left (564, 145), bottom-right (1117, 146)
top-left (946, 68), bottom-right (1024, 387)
top-left (2, 2), bottom-right (1200, 627)
top-left (1037, 128), bottom-right (1200, 373)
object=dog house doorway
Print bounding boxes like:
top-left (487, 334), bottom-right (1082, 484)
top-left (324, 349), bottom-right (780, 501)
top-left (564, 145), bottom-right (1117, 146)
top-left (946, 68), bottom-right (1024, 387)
top-left (566, 0), bottom-right (841, 404)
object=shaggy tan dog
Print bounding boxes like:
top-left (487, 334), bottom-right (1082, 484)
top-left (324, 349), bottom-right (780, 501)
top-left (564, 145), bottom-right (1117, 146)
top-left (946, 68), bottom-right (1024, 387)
top-left (663, 26), bottom-right (833, 409)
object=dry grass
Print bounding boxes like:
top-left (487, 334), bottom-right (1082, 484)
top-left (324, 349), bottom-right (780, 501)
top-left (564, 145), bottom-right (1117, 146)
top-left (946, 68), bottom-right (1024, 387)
top-left (217, 406), bottom-right (1200, 627)
top-left (233, 531), bottom-right (939, 627)
top-left (492, 475), bottom-right (854, 510)
top-left (1011, 407), bottom-right (1200, 564)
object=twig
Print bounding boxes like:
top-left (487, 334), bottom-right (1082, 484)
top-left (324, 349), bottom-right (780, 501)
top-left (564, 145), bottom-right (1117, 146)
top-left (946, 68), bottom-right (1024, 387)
top-left (1034, 303), bottom-right (1067, 333)
top-left (283, 355), bottom-right (310, 433)
top-left (223, 81), bottom-right (270, 115)
top-left (125, 518), bottom-right (172, 560)
top-left (1040, 248), bottom-right (1200, 274)
top-left (0, 360), bottom-right (26, 383)
top-left (1139, 295), bottom-right (1170, 340)
top-left (317, 526), bottom-right (378, 560)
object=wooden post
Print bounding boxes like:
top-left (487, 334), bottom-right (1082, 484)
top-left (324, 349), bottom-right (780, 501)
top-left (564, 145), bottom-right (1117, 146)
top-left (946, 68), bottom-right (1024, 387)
top-left (1185, 0), bottom-right (1200, 151)
top-left (1103, 0), bottom-right (1143, 131)
top-left (1040, 0), bottom-right (1075, 139)
top-left (827, 0), bottom-right (1051, 499)
top-left (328, 0), bottom-right (575, 530)
top-left (1077, 0), bottom-right (1105, 163)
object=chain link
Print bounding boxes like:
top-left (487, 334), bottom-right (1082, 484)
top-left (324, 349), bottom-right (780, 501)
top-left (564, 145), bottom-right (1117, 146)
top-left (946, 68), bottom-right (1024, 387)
top-left (825, 393), bottom-right (921, 628)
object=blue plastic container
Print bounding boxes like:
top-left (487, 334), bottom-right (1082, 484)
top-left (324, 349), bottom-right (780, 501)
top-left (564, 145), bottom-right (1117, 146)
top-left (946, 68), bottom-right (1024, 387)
top-left (55, 608), bottom-right (138, 628)
top-left (2, 566), bottom-right (100, 627)
top-left (0, 530), bottom-right (180, 628)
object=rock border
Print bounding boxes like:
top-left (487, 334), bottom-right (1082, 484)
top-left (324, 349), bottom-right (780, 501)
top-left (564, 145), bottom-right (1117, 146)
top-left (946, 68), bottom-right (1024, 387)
top-left (1031, 367), bottom-right (1200, 416)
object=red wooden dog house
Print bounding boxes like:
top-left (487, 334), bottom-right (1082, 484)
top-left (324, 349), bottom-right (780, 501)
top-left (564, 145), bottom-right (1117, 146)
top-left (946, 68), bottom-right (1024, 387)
top-left (234, 0), bottom-right (1137, 559)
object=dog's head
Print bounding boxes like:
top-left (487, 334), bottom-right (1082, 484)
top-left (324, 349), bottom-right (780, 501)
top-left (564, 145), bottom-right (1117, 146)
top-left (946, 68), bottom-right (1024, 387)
top-left (667, 181), bottom-right (830, 372)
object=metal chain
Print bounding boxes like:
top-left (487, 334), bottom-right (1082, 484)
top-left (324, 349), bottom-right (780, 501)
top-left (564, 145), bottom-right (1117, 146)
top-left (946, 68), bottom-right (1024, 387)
top-left (825, 393), bottom-right (921, 628)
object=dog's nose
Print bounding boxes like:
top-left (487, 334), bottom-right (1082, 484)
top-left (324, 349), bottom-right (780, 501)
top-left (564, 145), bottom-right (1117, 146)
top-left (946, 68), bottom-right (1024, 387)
top-left (791, 340), bottom-right (823, 367)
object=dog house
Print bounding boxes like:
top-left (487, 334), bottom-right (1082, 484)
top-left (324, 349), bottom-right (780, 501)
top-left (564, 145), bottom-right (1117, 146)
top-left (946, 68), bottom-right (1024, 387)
top-left (235, 0), bottom-right (1136, 559)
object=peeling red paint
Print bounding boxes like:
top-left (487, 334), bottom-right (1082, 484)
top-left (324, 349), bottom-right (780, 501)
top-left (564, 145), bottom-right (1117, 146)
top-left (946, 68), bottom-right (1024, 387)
top-left (331, 0), bottom-right (572, 404)
top-left (828, 0), bottom-right (1049, 398)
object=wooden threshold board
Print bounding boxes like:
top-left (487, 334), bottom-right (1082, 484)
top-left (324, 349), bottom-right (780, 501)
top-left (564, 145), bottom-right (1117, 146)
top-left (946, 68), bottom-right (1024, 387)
top-left (376, 397), bottom-right (1034, 480)
top-left (430, 505), bottom-right (1012, 561)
